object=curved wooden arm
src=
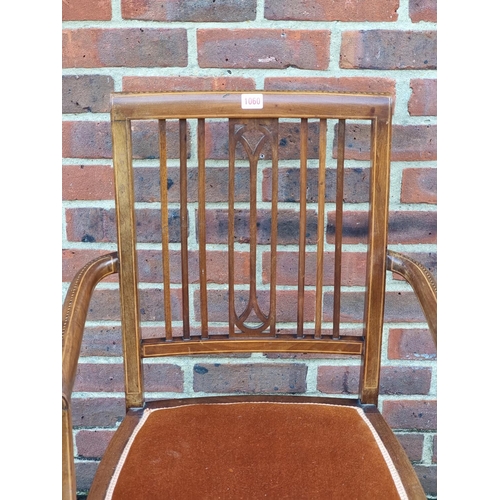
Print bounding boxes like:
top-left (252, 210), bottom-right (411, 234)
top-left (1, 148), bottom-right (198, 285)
top-left (386, 250), bottom-right (437, 345)
top-left (62, 252), bottom-right (119, 500)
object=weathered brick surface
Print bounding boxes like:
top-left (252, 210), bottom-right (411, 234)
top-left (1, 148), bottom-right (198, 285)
top-left (414, 465), bottom-right (437, 496)
top-left (264, 76), bottom-right (396, 101)
top-left (79, 326), bottom-right (123, 357)
top-left (262, 251), bottom-right (367, 287)
top-left (62, 165), bottom-right (114, 201)
top-left (340, 30), bottom-right (437, 70)
top-left (333, 123), bottom-right (437, 161)
top-left (65, 207), bottom-right (181, 243)
top-left (401, 168), bottom-right (437, 204)
top-left (326, 210), bottom-right (436, 245)
top-left (62, 29), bottom-right (188, 68)
top-left (396, 433), bottom-right (424, 462)
top-left (63, 120), bottom-right (186, 159)
top-left (75, 462), bottom-right (99, 492)
top-left (262, 167), bottom-right (370, 204)
top-left (265, 0), bottom-right (398, 22)
top-left (193, 363), bottom-right (307, 393)
top-left (383, 400), bottom-right (437, 430)
top-left (122, 76), bottom-right (255, 92)
top-left (388, 328), bottom-right (436, 360)
top-left (409, 0), bottom-right (437, 23)
top-left (74, 363), bottom-right (183, 392)
top-left (62, 75), bottom-right (114, 113)
top-left (63, 0), bottom-right (111, 21)
top-left (76, 430), bottom-right (114, 458)
top-left (122, 0), bottom-right (257, 22)
top-left (71, 397), bottom-right (125, 427)
top-left (317, 366), bottom-right (431, 395)
top-left (408, 79), bottom-right (437, 116)
top-left (197, 29), bottom-right (331, 70)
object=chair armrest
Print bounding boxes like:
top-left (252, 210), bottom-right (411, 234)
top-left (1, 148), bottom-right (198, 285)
top-left (62, 252), bottom-right (119, 500)
top-left (62, 252), bottom-right (119, 398)
top-left (386, 250), bottom-right (437, 345)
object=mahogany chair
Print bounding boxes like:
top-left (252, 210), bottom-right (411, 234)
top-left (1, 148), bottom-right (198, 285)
top-left (62, 91), bottom-right (437, 499)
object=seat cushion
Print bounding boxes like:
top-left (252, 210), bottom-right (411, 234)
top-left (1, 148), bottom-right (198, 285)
top-left (106, 402), bottom-right (407, 499)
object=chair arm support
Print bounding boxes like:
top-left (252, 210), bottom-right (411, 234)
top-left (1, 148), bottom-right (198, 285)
top-left (62, 252), bottom-right (119, 398)
top-left (386, 250), bottom-right (437, 345)
top-left (62, 252), bottom-right (119, 500)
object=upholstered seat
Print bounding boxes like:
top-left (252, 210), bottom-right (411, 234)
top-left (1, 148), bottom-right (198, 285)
top-left (62, 91), bottom-right (436, 499)
top-left (94, 398), bottom-right (408, 499)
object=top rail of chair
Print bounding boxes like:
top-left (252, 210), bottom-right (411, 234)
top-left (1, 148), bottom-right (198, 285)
top-left (110, 91), bottom-right (392, 121)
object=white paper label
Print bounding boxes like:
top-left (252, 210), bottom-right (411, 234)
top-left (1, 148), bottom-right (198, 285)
top-left (241, 94), bottom-right (263, 109)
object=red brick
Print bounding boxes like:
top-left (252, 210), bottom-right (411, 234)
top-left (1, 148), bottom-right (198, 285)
top-left (264, 77), bottom-right (396, 102)
top-left (62, 120), bottom-right (186, 159)
top-left (414, 465), bottom-right (437, 496)
top-left (65, 207), bottom-right (181, 243)
top-left (62, 75), bottom-right (114, 114)
top-left (71, 397), bottom-right (125, 427)
top-left (317, 366), bottom-right (431, 395)
top-left (323, 291), bottom-right (428, 323)
top-left (265, 0), bottom-right (398, 22)
top-left (326, 210), bottom-right (436, 245)
top-left (408, 79), bottom-right (437, 116)
top-left (63, 0), bottom-right (111, 21)
top-left (193, 363), bottom-right (307, 393)
top-left (122, 0), bottom-right (256, 21)
top-left (340, 30), bottom-right (437, 70)
top-left (333, 123), bottom-right (437, 161)
top-left (197, 29), bottom-right (330, 70)
top-left (409, 0), bottom-right (437, 23)
top-left (75, 461), bottom-right (99, 492)
top-left (383, 399), bottom-right (437, 430)
top-left (62, 165), bottom-right (114, 201)
top-left (204, 208), bottom-right (319, 245)
top-left (62, 28), bottom-right (188, 68)
top-left (79, 326), bottom-right (123, 357)
top-left (432, 434), bottom-right (437, 463)
top-left (401, 168), bottom-right (437, 204)
top-left (86, 287), bottom-right (184, 322)
top-left (74, 363), bottom-right (183, 392)
top-left (75, 430), bottom-right (114, 458)
top-left (262, 251), bottom-right (367, 287)
top-left (62, 249), bottom-right (118, 282)
top-left (136, 249), bottom-right (251, 284)
top-left (388, 329), bottom-right (437, 360)
top-left (122, 76), bottom-right (255, 92)
top-left (262, 167), bottom-right (370, 204)
top-left (396, 433), bottom-right (424, 461)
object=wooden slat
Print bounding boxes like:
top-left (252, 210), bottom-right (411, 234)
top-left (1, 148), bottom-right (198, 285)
top-left (159, 119), bottom-right (172, 340)
top-left (297, 118), bottom-right (308, 338)
top-left (179, 119), bottom-right (190, 339)
top-left (314, 119), bottom-right (327, 338)
top-left (360, 115), bottom-right (392, 405)
top-left (333, 119), bottom-right (346, 339)
top-left (142, 338), bottom-right (364, 357)
top-left (197, 119), bottom-right (209, 338)
top-left (111, 118), bottom-right (143, 409)
top-left (269, 120), bottom-right (279, 337)
top-left (228, 120), bottom-right (236, 336)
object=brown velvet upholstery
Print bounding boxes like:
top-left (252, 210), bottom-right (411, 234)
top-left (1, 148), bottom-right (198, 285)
top-left (107, 402), bottom-right (406, 499)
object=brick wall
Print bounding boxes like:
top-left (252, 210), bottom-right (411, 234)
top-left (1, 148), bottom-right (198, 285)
top-left (62, 0), bottom-right (437, 497)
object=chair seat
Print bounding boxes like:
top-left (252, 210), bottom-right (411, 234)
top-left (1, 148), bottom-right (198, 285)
top-left (96, 400), bottom-right (408, 499)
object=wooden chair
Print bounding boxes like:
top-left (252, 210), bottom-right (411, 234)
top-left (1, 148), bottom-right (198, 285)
top-left (62, 91), bottom-right (437, 499)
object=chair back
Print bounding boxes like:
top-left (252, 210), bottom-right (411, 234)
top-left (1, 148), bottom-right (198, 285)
top-left (110, 92), bottom-right (393, 408)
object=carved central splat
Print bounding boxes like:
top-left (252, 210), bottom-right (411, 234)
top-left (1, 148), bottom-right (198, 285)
top-left (229, 119), bottom-right (279, 336)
